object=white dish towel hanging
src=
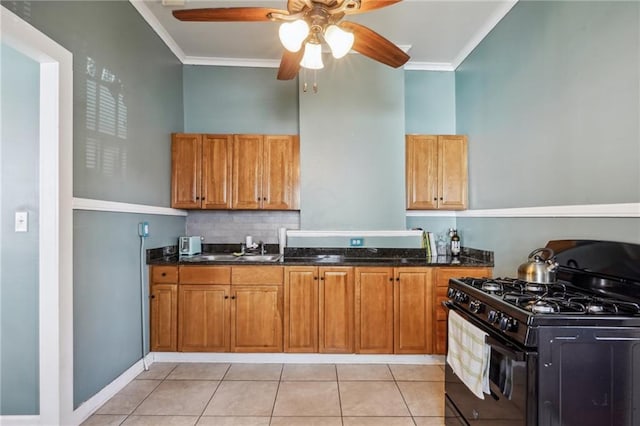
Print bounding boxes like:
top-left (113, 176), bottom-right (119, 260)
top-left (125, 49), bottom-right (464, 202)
top-left (446, 310), bottom-right (491, 399)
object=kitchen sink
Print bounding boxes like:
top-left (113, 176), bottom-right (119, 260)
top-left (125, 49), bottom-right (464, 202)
top-left (181, 254), bottom-right (238, 262)
top-left (235, 254), bottom-right (282, 262)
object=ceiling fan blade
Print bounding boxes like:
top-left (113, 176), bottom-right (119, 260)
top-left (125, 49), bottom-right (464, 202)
top-left (277, 48), bottom-right (305, 80)
top-left (173, 7), bottom-right (288, 22)
top-left (344, 0), bottom-right (402, 15)
top-left (339, 21), bottom-right (409, 68)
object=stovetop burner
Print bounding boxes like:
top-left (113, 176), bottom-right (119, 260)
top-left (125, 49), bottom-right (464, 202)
top-left (458, 277), bottom-right (640, 316)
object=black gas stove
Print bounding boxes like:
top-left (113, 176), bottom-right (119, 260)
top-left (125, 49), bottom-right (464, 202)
top-left (444, 240), bottom-right (640, 426)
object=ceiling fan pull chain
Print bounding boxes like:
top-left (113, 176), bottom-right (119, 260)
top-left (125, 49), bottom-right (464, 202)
top-left (313, 69), bottom-right (318, 93)
top-left (302, 67), bottom-right (308, 92)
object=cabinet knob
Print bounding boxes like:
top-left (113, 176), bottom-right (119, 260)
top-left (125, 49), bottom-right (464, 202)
top-left (440, 197), bottom-right (443, 201)
top-left (396, 277), bottom-right (400, 281)
top-left (151, 295), bottom-right (155, 299)
top-left (224, 295), bottom-right (229, 299)
top-left (263, 197), bottom-right (267, 201)
top-left (196, 196), bottom-right (200, 200)
top-left (433, 197), bottom-right (437, 201)
top-left (161, 272), bottom-right (167, 277)
top-left (389, 277), bottom-right (394, 282)
top-left (314, 277), bottom-right (318, 280)
top-left (320, 277), bottom-right (325, 281)
top-left (231, 295), bottom-right (236, 300)
top-left (202, 197), bottom-right (205, 201)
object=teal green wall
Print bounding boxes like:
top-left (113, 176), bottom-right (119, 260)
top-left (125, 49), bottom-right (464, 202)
top-left (73, 211), bottom-right (185, 407)
top-left (405, 71), bottom-right (456, 134)
top-left (455, 1), bottom-right (640, 274)
top-left (457, 1), bottom-right (639, 209)
top-left (183, 66), bottom-right (299, 134)
top-left (0, 44), bottom-right (40, 416)
top-left (299, 55), bottom-right (406, 230)
top-left (4, 0), bottom-right (187, 409)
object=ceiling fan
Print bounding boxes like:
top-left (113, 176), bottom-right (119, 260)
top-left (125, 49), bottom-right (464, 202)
top-left (172, 0), bottom-right (410, 80)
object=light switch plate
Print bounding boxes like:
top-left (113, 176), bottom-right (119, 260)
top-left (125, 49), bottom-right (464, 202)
top-left (15, 211), bottom-right (28, 232)
top-left (350, 238), bottom-right (364, 247)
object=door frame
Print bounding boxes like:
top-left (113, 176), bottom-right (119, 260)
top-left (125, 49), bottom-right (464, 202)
top-left (1, 7), bottom-right (73, 425)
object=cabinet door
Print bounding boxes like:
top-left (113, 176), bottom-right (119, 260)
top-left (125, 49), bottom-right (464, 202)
top-left (355, 267), bottom-right (394, 354)
top-left (394, 268), bottom-right (433, 354)
top-left (406, 135), bottom-right (438, 210)
top-left (434, 267), bottom-right (492, 354)
top-left (284, 267), bottom-right (318, 352)
top-left (150, 283), bottom-right (177, 352)
top-left (202, 134), bottom-right (232, 209)
top-left (319, 267), bottom-right (354, 353)
top-left (262, 135), bottom-right (300, 210)
top-left (178, 284), bottom-right (230, 352)
top-left (438, 135), bottom-right (468, 210)
top-left (232, 134), bottom-right (263, 209)
top-left (231, 285), bottom-right (283, 352)
top-left (171, 133), bottom-right (202, 208)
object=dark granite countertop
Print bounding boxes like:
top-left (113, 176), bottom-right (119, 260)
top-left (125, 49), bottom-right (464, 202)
top-left (147, 245), bottom-right (493, 268)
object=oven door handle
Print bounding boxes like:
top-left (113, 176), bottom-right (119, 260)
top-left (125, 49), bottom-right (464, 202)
top-left (443, 300), bottom-right (526, 362)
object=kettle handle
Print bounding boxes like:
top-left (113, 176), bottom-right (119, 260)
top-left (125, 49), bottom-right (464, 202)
top-left (528, 247), bottom-right (555, 261)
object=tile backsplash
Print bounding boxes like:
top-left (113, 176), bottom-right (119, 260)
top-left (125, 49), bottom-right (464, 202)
top-left (186, 210), bottom-right (300, 244)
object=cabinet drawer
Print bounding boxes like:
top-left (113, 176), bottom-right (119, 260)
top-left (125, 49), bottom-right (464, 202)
top-left (232, 266), bottom-right (284, 285)
top-left (179, 266), bottom-right (231, 284)
top-left (152, 266), bottom-right (178, 283)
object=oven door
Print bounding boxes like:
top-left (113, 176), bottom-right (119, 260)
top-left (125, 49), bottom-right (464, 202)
top-left (444, 302), bottom-right (537, 425)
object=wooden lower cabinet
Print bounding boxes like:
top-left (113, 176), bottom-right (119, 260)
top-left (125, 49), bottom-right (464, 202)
top-left (150, 266), bottom-right (178, 352)
top-left (178, 284), bottom-right (230, 352)
top-left (394, 268), bottom-right (433, 354)
top-left (150, 283), bottom-right (178, 352)
top-left (231, 285), bottom-right (283, 352)
top-left (434, 267), bottom-right (493, 354)
top-left (284, 267), bottom-right (319, 352)
top-left (283, 266), bottom-right (354, 353)
top-left (355, 267), bottom-right (394, 354)
top-left (319, 267), bottom-right (355, 353)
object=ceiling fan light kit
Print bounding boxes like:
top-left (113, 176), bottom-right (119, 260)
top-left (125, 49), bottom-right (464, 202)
top-left (279, 20), bottom-right (310, 52)
top-left (172, 0), bottom-right (409, 81)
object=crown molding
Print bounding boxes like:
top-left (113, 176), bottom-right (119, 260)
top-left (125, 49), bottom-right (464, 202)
top-left (451, 0), bottom-right (518, 69)
top-left (129, 0), bottom-right (186, 62)
top-left (404, 62), bottom-right (455, 72)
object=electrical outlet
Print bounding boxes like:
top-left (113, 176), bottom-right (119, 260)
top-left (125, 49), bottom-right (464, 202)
top-left (350, 238), bottom-right (364, 247)
top-left (138, 222), bottom-right (149, 237)
top-left (15, 211), bottom-right (28, 232)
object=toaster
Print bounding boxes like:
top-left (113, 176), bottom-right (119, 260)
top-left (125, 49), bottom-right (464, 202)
top-left (179, 236), bottom-right (202, 256)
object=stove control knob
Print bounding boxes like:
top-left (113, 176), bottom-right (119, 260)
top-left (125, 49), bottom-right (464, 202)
top-left (487, 310), bottom-right (499, 324)
top-left (469, 300), bottom-right (483, 314)
top-left (499, 316), bottom-right (518, 332)
top-left (455, 292), bottom-right (469, 304)
top-left (447, 288), bottom-right (456, 298)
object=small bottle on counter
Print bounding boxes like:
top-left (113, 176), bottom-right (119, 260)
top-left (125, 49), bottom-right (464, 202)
top-left (450, 229), bottom-right (461, 257)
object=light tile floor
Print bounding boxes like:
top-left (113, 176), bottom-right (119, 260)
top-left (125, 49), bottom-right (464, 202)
top-left (82, 363), bottom-right (446, 426)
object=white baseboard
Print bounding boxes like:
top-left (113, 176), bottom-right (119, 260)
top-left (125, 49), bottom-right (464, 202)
top-left (71, 354), bottom-right (153, 425)
top-left (72, 197), bottom-right (187, 217)
top-left (150, 352), bottom-right (445, 365)
top-left (0, 415), bottom-right (40, 426)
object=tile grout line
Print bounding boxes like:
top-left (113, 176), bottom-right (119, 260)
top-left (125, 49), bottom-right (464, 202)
top-left (388, 363), bottom-right (419, 425)
top-left (117, 363), bottom-right (180, 425)
top-left (195, 362), bottom-right (231, 425)
top-left (335, 364), bottom-right (345, 426)
top-left (268, 363), bottom-right (285, 425)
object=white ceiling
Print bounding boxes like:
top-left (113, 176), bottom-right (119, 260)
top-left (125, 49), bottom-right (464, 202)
top-left (134, 0), bottom-right (518, 71)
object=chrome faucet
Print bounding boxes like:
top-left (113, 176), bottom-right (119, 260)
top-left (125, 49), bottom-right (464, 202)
top-left (259, 241), bottom-right (265, 255)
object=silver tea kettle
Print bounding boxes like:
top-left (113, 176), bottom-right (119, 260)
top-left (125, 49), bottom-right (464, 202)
top-left (517, 248), bottom-right (559, 284)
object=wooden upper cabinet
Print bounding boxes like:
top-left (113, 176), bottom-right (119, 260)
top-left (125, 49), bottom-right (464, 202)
top-left (171, 133), bottom-right (299, 210)
top-left (232, 134), bottom-right (263, 210)
top-left (406, 135), bottom-right (468, 210)
top-left (202, 135), bottom-right (232, 209)
top-left (171, 134), bottom-right (201, 209)
top-left (263, 135), bottom-right (300, 210)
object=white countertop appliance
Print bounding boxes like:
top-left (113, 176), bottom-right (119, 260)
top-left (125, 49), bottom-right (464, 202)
top-left (179, 236), bottom-right (202, 256)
